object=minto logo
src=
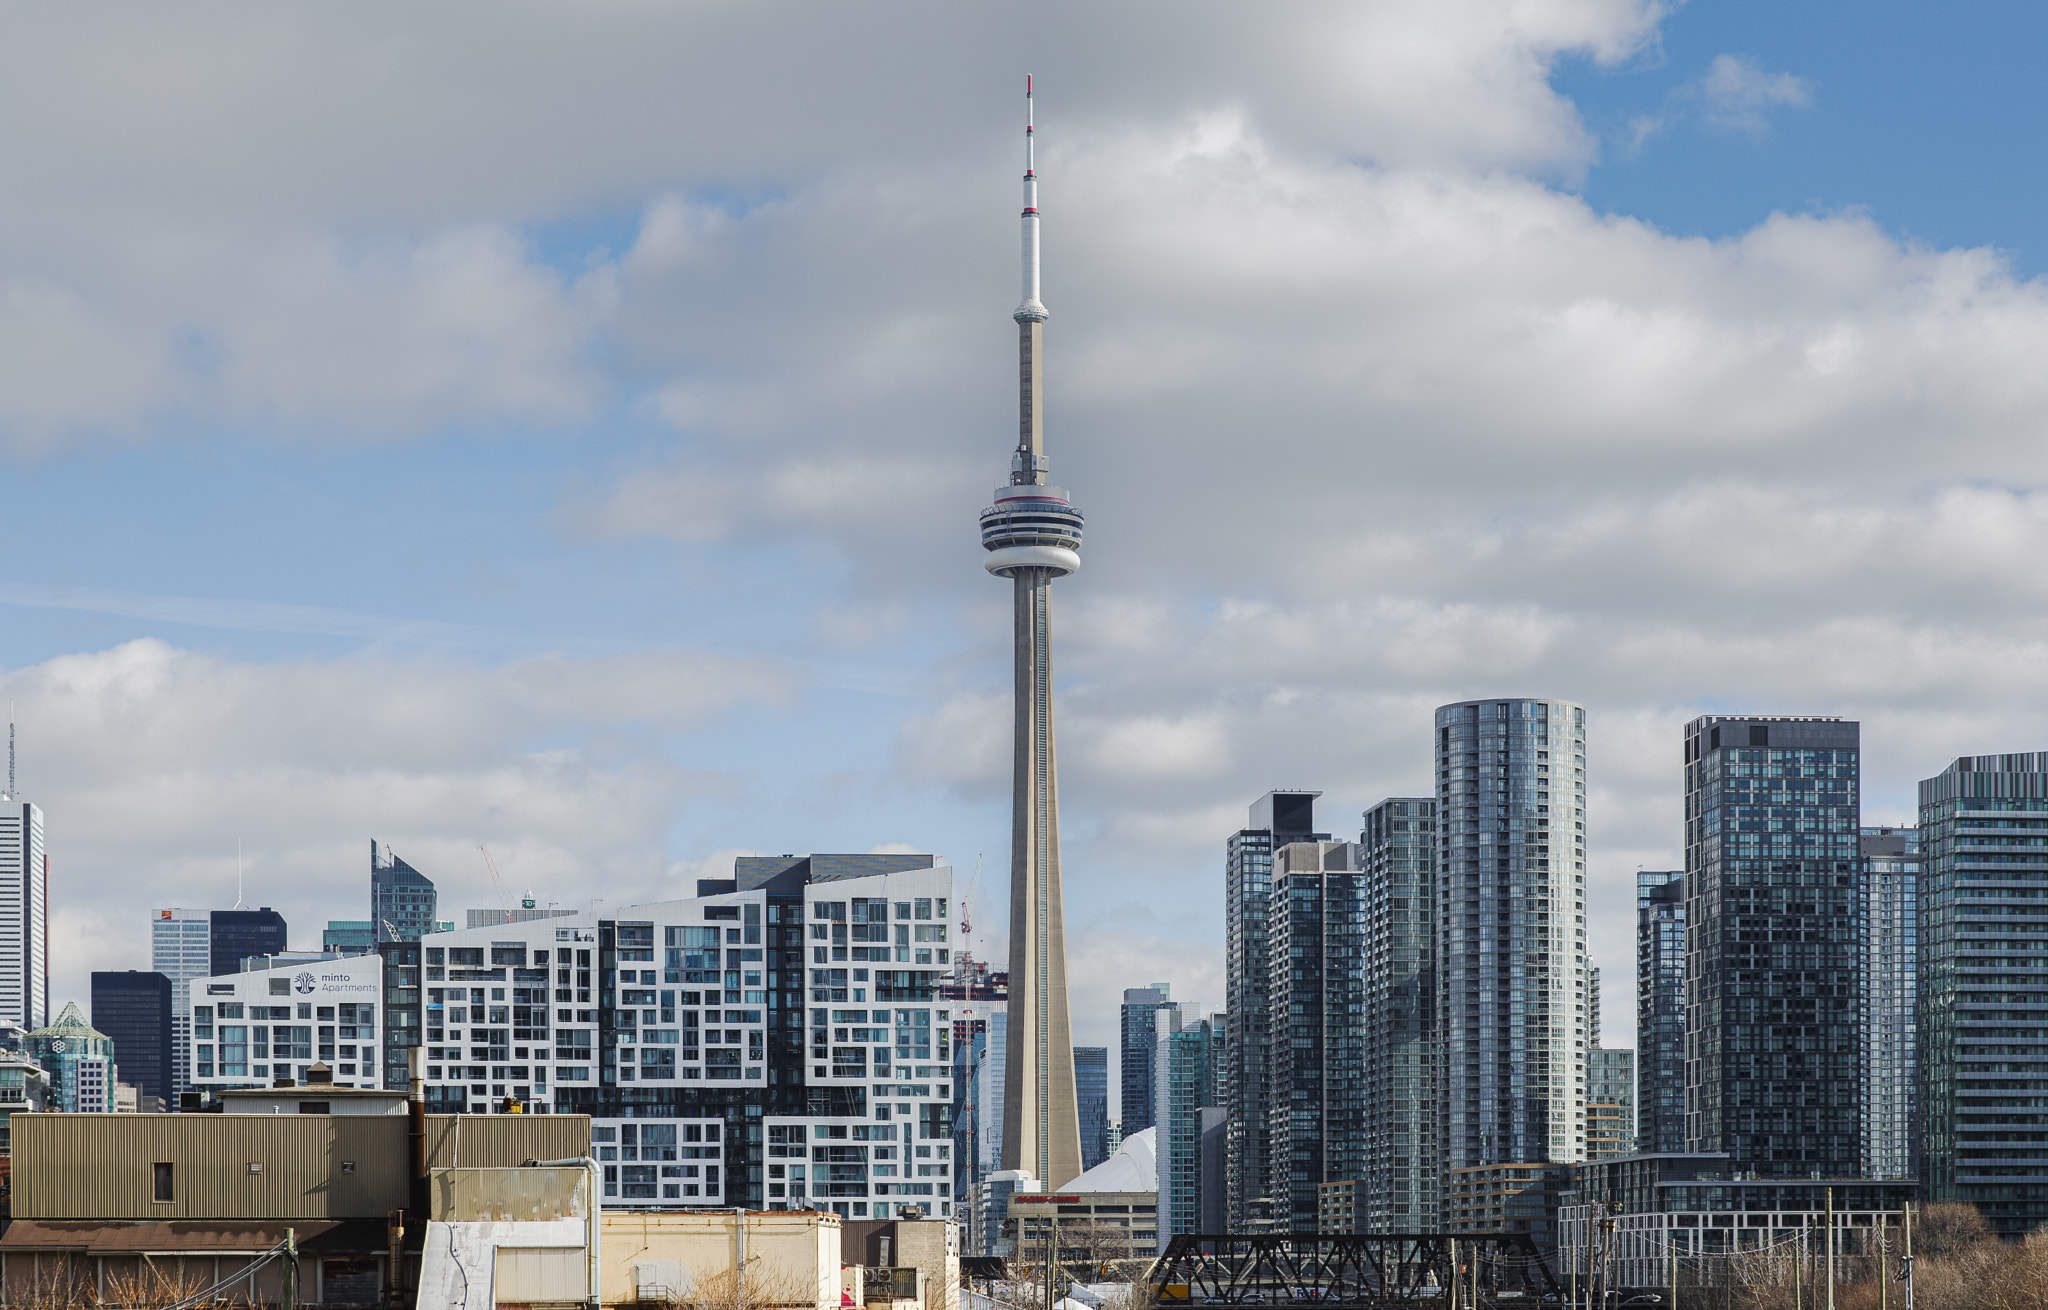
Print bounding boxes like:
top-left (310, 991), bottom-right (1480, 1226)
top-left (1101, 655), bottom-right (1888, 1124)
top-left (294, 972), bottom-right (316, 994)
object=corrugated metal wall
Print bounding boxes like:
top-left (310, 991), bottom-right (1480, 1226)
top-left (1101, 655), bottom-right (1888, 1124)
top-left (422, 1115), bottom-right (588, 1171)
top-left (495, 1245), bottom-right (590, 1303)
top-left (13, 1114), bottom-right (590, 1220)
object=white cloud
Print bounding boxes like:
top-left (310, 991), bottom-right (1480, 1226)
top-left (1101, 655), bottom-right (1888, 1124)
top-left (2, 639), bottom-right (795, 1002)
top-left (0, 0), bottom-right (1667, 446)
top-left (1698, 54), bottom-right (1814, 135)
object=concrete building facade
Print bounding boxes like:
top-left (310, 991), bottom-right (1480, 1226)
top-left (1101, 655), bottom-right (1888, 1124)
top-left (433, 855), bottom-right (954, 1218)
top-left (190, 952), bottom-right (386, 1095)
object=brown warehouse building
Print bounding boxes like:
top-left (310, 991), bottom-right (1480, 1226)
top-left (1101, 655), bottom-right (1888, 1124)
top-left (0, 1106), bottom-right (586, 1306)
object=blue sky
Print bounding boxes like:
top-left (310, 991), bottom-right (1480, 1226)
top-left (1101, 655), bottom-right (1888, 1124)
top-left (7, 2), bottom-right (2048, 1081)
top-left (1560, 2), bottom-right (2048, 267)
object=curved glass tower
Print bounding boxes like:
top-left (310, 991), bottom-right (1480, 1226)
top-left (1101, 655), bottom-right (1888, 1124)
top-left (982, 77), bottom-right (1084, 1190)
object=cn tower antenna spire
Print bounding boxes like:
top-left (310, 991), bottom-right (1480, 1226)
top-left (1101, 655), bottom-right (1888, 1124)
top-left (1012, 74), bottom-right (1048, 486)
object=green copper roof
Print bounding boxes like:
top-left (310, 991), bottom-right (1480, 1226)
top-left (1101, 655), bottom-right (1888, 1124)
top-left (29, 1001), bottom-right (109, 1042)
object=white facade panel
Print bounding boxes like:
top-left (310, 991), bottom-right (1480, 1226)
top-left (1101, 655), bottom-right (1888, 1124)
top-left (189, 953), bottom-right (385, 1094)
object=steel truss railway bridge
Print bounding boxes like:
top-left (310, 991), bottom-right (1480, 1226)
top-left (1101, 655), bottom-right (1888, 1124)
top-left (1151, 1233), bottom-right (1565, 1308)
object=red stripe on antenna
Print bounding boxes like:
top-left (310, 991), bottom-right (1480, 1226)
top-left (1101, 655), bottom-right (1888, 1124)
top-left (1027, 74), bottom-right (1033, 94)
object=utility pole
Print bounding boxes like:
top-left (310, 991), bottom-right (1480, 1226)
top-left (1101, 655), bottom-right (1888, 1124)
top-left (1892, 1203), bottom-right (1908, 1310)
top-left (1794, 1219), bottom-right (1810, 1310)
top-left (1667, 1227), bottom-right (1677, 1310)
top-left (1825, 1187), bottom-right (1836, 1310)
top-left (1043, 1215), bottom-right (1060, 1310)
top-left (1878, 1213), bottom-right (1888, 1310)
top-left (1570, 1217), bottom-right (1579, 1310)
top-left (283, 1227), bottom-right (298, 1310)
top-left (1448, 1237), bottom-right (1458, 1310)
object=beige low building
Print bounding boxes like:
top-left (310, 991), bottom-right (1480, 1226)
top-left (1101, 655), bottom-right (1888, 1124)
top-left (600, 1209), bottom-right (843, 1309)
top-left (844, 1219), bottom-right (960, 1310)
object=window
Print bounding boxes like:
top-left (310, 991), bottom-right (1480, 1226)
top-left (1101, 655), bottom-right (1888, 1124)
top-left (152, 1162), bottom-right (174, 1203)
top-left (297, 1101), bottom-right (330, 1115)
top-left (270, 978), bottom-right (291, 996)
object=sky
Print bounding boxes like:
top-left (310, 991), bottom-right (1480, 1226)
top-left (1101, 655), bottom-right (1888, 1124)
top-left (5, 2), bottom-right (2048, 1107)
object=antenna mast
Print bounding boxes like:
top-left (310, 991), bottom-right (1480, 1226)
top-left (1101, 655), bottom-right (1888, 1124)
top-left (7, 700), bottom-right (15, 798)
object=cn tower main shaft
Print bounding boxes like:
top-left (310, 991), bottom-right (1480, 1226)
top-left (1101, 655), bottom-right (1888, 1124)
top-left (979, 76), bottom-right (1084, 1191)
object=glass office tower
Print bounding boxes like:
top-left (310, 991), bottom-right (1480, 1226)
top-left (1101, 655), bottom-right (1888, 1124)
top-left (1224, 791), bottom-right (1324, 1230)
top-left (1861, 826), bottom-right (1918, 1180)
top-left (1075, 1045), bottom-right (1109, 1171)
top-left (1361, 797), bottom-right (1438, 1230)
top-left (1635, 871), bottom-right (1685, 1155)
top-left (1436, 700), bottom-right (1589, 1179)
top-left (1120, 982), bottom-right (1172, 1135)
top-left (1919, 754), bottom-right (2048, 1236)
top-left (1266, 839), bottom-right (1368, 1231)
top-left (1683, 716), bottom-right (1862, 1177)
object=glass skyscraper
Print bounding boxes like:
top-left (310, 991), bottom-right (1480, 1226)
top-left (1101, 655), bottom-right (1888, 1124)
top-left (1075, 1045), bottom-right (1109, 1171)
top-left (1586, 1046), bottom-right (1636, 1161)
top-left (1157, 1007), bottom-right (1225, 1249)
top-left (1683, 715), bottom-right (1862, 1177)
top-left (208, 907), bottom-right (287, 976)
top-left (1436, 699), bottom-right (1589, 1193)
top-left (1120, 982), bottom-right (1172, 1136)
top-left (371, 840), bottom-right (438, 943)
top-left (90, 970), bottom-right (173, 1108)
top-left (1634, 871), bottom-right (1685, 1155)
top-left (152, 908), bottom-right (213, 1099)
top-left (1266, 839), bottom-right (1368, 1231)
top-left (1224, 790), bottom-right (1324, 1230)
top-left (1918, 754), bottom-right (2048, 1236)
top-left (1861, 826), bottom-right (1918, 1180)
top-left (0, 797), bottom-right (48, 1032)
top-left (1361, 797), bottom-right (1438, 1230)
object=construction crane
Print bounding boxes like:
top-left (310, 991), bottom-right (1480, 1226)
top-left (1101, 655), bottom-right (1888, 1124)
top-left (961, 853), bottom-right (981, 940)
top-left (478, 845), bottom-right (513, 923)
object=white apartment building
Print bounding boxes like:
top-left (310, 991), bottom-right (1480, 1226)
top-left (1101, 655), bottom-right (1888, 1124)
top-left (189, 952), bottom-right (385, 1093)
top-left (417, 855), bottom-right (955, 1216)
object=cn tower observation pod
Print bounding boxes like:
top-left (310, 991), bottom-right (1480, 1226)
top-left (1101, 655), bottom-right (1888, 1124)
top-left (980, 483), bottom-right (1084, 577)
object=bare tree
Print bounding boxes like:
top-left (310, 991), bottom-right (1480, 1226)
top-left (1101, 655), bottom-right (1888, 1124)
top-left (671, 1264), bottom-right (826, 1310)
top-left (1912, 1203), bottom-right (1992, 1261)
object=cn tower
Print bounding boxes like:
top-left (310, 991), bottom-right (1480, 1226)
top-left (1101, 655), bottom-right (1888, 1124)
top-left (981, 75), bottom-right (1085, 1190)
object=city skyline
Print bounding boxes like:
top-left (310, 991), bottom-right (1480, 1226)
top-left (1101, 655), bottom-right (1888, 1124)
top-left (12, 4), bottom-right (2048, 1093)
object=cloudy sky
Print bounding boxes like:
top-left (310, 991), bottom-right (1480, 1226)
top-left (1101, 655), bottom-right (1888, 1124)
top-left (7, 2), bottom-right (2048, 1094)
